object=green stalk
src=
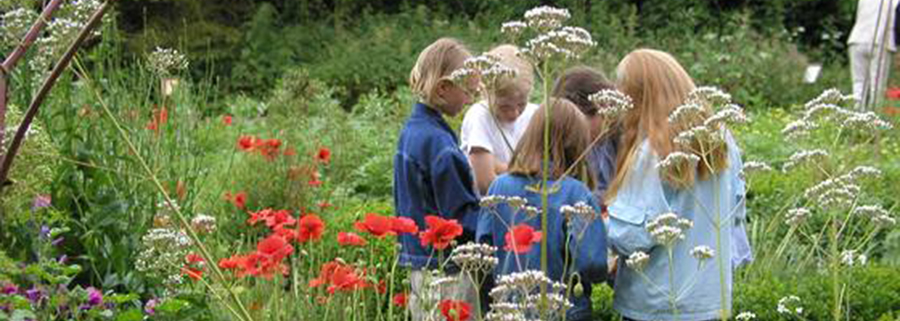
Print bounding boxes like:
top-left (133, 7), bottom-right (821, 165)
top-left (667, 247), bottom-right (680, 321)
top-left (830, 217), bottom-right (841, 321)
top-left (539, 61), bottom-right (551, 319)
top-left (713, 175), bottom-right (729, 321)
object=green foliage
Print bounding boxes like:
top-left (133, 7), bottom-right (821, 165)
top-left (230, 3), bottom-right (294, 94)
top-left (734, 265), bottom-right (900, 320)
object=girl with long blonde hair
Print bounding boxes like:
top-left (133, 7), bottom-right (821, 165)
top-left (605, 49), bottom-right (751, 321)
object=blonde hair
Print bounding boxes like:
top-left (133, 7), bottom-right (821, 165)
top-left (487, 45), bottom-right (534, 105)
top-left (409, 38), bottom-right (472, 107)
top-left (509, 98), bottom-right (595, 189)
top-left (606, 49), bottom-right (727, 202)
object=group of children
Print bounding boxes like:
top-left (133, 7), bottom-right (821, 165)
top-left (394, 38), bottom-right (751, 321)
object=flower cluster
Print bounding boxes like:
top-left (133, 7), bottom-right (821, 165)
top-left (657, 151), bottom-right (701, 172)
top-left (451, 242), bottom-right (499, 272)
top-left (486, 270), bottom-right (572, 321)
top-left (502, 6), bottom-right (594, 65)
top-left (219, 234), bottom-right (295, 279)
top-left (646, 212), bottom-right (693, 247)
top-left (589, 89), bottom-right (634, 118)
top-left (625, 251), bottom-right (650, 271)
top-left (0, 8), bottom-right (37, 47)
top-left (668, 87), bottom-right (745, 152)
top-left (689, 245), bottom-right (715, 262)
top-left (776, 295), bottom-right (804, 316)
top-left (560, 201), bottom-right (597, 223)
top-left (135, 228), bottom-right (193, 285)
top-left (800, 165), bottom-right (883, 212)
top-left (190, 214), bottom-right (217, 234)
top-left (449, 53), bottom-right (518, 97)
top-left (784, 207), bottom-right (812, 226)
top-left (854, 205), bottom-right (896, 227)
top-left (735, 311), bottom-right (757, 320)
top-left (781, 149), bottom-right (829, 172)
top-left (147, 47), bottom-right (189, 77)
top-left (783, 88), bottom-right (892, 139)
top-left (840, 250), bottom-right (868, 267)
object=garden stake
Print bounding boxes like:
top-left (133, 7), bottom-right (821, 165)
top-left (0, 0), bottom-right (108, 195)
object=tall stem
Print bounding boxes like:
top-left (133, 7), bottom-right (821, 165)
top-left (539, 62), bottom-right (551, 319)
top-left (713, 176), bottom-right (729, 321)
top-left (830, 217), bottom-right (841, 321)
top-left (667, 248), bottom-right (680, 321)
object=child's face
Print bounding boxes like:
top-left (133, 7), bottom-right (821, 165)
top-left (437, 79), bottom-right (473, 117)
top-left (493, 89), bottom-right (528, 123)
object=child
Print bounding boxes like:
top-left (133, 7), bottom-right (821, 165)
top-left (552, 66), bottom-right (619, 213)
top-left (477, 99), bottom-right (608, 321)
top-left (396, 38), bottom-right (481, 319)
top-left (605, 49), bottom-right (751, 321)
top-left (460, 44), bottom-right (539, 195)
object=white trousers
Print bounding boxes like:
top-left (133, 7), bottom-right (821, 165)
top-left (849, 43), bottom-right (893, 110)
top-left (408, 269), bottom-right (479, 321)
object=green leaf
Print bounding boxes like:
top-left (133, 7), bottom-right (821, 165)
top-left (10, 310), bottom-right (36, 321)
top-left (108, 293), bottom-right (139, 304)
top-left (115, 309), bottom-right (143, 321)
top-left (157, 298), bottom-right (190, 314)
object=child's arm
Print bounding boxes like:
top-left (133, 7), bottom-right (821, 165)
top-left (569, 195), bottom-right (609, 284)
top-left (431, 147), bottom-right (481, 232)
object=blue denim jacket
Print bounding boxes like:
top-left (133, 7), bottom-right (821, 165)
top-left (608, 133), bottom-right (751, 321)
top-left (588, 138), bottom-right (618, 208)
top-left (394, 102), bottom-right (481, 269)
top-left (477, 174), bottom-right (608, 321)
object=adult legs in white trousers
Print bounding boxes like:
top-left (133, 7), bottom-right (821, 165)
top-left (850, 43), bottom-right (893, 110)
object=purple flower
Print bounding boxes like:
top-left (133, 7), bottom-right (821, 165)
top-left (57, 255), bottom-right (68, 264)
top-left (40, 225), bottom-right (51, 239)
top-left (87, 287), bottom-right (103, 307)
top-left (1, 283), bottom-right (18, 295)
top-left (51, 237), bottom-right (64, 247)
top-left (144, 298), bottom-right (160, 315)
top-left (25, 287), bottom-right (45, 305)
top-left (31, 195), bottom-right (51, 211)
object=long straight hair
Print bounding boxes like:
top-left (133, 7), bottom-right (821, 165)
top-left (508, 98), bottom-right (596, 189)
top-left (606, 49), bottom-right (727, 202)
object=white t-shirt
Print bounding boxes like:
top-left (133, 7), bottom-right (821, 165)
top-left (460, 101), bottom-right (539, 164)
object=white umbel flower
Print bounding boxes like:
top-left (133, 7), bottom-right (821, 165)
top-left (777, 295), bottom-right (804, 316)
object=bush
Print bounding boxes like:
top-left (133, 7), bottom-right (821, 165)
top-left (735, 265), bottom-right (900, 320)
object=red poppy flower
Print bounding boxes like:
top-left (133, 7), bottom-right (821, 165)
top-left (376, 279), bottom-right (387, 294)
top-left (439, 299), bottom-right (471, 321)
top-left (297, 214), bottom-right (325, 243)
top-left (255, 235), bottom-right (294, 278)
top-left (318, 201), bottom-right (333, 209)
top-left (419, 216), bottom-right (463, 250)
top-left (887, 87), bottom-right (900, 100)
top-left (392, 217), bottom-right (419, 235)
top-left (222, 114), bottom-right (233, 126)
top-left (392, 292), bottom-right (408, 308)
top-left (232, 192), bottom-right (247, 209)
top-left (316, 147), bottom-right (331, 164)
top-left (338, 232), bottom-right (367, 247)
top-left (354, 213), bottom-right (396, 237)
top-left (218, 253), bottom-right (261, 278)
top-left (181, 253), bottom-right (206, 280)
top-left (248, 209), bottom-right (296, 229)
top-left (504, 224), bottom-right (542, 254)
top-left (237, 136), bottom-right (256, 151)
top-left (309, 261), bottom-right (368, 294)
top-left (284, 147), bottom-right (297, 156)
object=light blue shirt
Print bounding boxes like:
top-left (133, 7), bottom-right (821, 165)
top-left (608, 134), bottom-right (751, 321)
